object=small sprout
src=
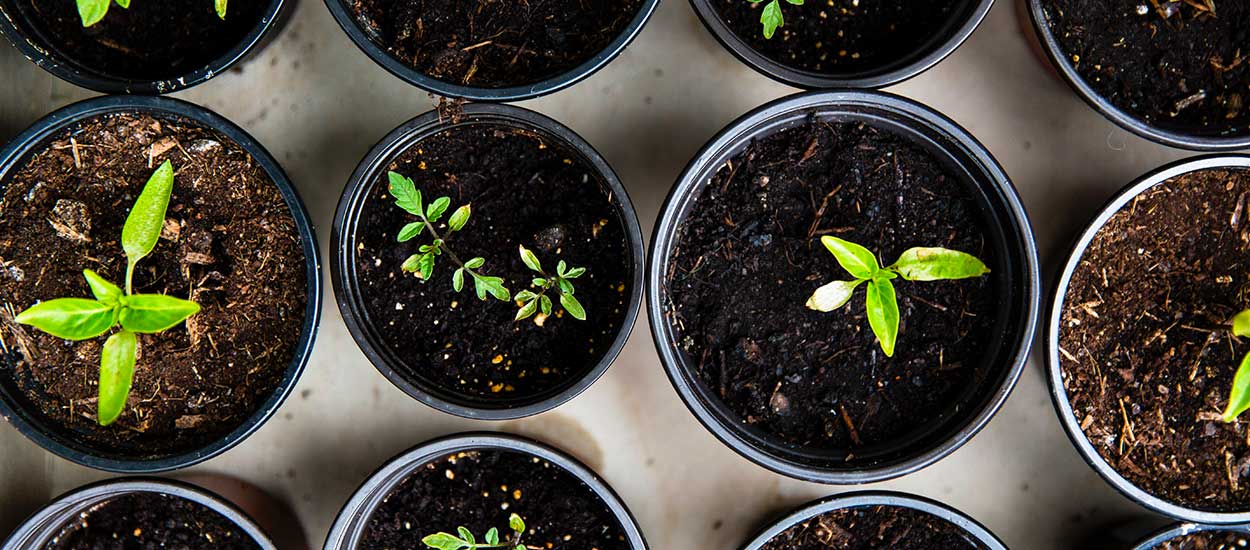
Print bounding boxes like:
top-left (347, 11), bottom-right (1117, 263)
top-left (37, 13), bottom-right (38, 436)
top-left (1222, 310), bottom-right (1250, 422)
top-left (14, 160), bottom-right (200, 426)
top-left (422, 513), bottom-right (527, 550)
top-left (747, 0), bottom-right (804, 39)
top-left (389, 171), bottom-right (509, 302)
top-left (76, 0), bottom-right (225, 27)
top-left (806, 236), bottom-right (989, 357)
top-left (514, 245), bottom-right (586, 324)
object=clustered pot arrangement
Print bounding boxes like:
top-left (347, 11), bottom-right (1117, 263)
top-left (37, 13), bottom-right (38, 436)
top-left (333, 103), bottom-right (644, 419)
top-left (0, 95), bottom-right (321, 472)
top-left (324, 0), bottom-right (659, 100)
top-left (325, 433), bottom-right (648, 550)
top-left (1027, 0), bottom-right (1250, 150)
top-left (649, 90), bottom-right (1039, 483)
top-left (0, 0), bottom-right (287, 93)
top-left (1048, 156), bottom-right (1250, 523)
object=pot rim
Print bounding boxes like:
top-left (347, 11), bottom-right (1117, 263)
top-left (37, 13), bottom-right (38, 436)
top-left (1046, 154), bottom-right (1250, 524)
top-left (1024, 0), bottom-right (1250, 151)
top-left (687, 0), bottom-right (995, 89)
top-left (0, 94), bottom-right (323, 472)
top-left (738, 490), bottom-right (1007, 549)
top-left (330, 102), bottom-right (644, 420)
top-left (2, 477), bottom-right (276, 550)
top-left (0, 0), bottom-right (287, 94)
top-left (320, 0), bottom-right (659, 102)
top-left (322, 431), bottom-right (649, 550)
top-left (1132, 521), bottom-right (1250, 549)
top-left (647, 89), bottom-right (1040, 484)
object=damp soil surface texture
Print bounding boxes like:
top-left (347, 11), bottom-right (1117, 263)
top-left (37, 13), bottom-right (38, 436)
top-left (47, 491), bottom-right (261, 550)
top-left (1154, 529), bottom-right (1250, 550)
top-left (713, 0), bottom-right (965, 76)
top-left (759, 505), bottom-right (985, 550)
top-left (348, 0), bottom-right (643, 88)
top-left (1060, 169), bottom-right (1250, 511)
top-left (13, 0), bottom-right (267, 82)
top-left (666, 119), bottom-right (998, 453)
top-left (1044, 0), bottom-right (1250, 137)
top-left (0, 113), bottom-right (307, 458)
top-left (360, 449), bottom-right (628, 550)
top-left (353, 123), bottom-right (630, 405)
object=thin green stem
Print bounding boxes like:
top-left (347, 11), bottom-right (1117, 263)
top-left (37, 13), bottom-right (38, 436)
top-left (124, 259), bottom-right (136, 295)
top-left (417, 212), bottom-right (486, 280)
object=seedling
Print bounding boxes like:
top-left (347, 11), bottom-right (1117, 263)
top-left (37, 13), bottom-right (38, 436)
top-left (75, 0), bottom-right (226, 27)
top-left (748, 0), bottom-right (803, 39)
top-left (14, 160), bottom-right (201, 426)
top-left (1221, 310), bottom-right (1250, 422)
top-left (422, 513), bottom-right (527, 550)
top-left (514, 245), bottom-right (586, 324)
top-left (388, 171), bottom-right (510, 302)
top-left (806, 236), bottom-right (989, 357)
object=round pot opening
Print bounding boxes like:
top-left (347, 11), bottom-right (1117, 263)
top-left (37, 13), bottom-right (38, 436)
top-left (322, 0), bottom-right (659, 101)
top-left (332, 103), bottom-right (644, 420)
top-left (1025, 0), bottom-right (1250, 151)
top-left (649, 90), bottom-right (1039, 484)
top-left (0, 95), bottom-right (322, 473)
top-left (688, 0), bottom-right (993, 89)
top-left (323, 432), bottom-right (648, 550)
top-left (0, 0), bottom-right (288, 94)
top-left (1133, 522), bottom-right (1250, 549)
top-left (3, 477), bottom-right (276, 550)
top-left (1048, 155), bottom-right (1250, 524)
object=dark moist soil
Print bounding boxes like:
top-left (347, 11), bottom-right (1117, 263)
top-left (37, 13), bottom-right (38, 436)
top-left (360, 449), bottom-right (628, 550)
top-left (667, 119), bottom-right (997, 453)
top-left (1155, 529), bottom-right (1249, 550)
top-left (714, 0), bottom-right (962, 76)
top-left (13, 0), bottom-right (266, 81)
top-left (354, 123), bottom-right (630, 404)
top-left (47, 491), bottom-right (261, 550)
top-left (0, 113), bottom-right (307, 458)
top-left (1060, 169), bottom-right (1250, 511)
top-left (1044, 0), bottom-right (1250, 137)
top-left (348, 0), bottom-right (642, 88)
top-left (759, 505), bottom-right (985, 550)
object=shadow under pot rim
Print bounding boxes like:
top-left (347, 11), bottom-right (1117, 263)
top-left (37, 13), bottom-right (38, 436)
top-left (1131, 522), bottom-right (1250, 549)
top-left (323, 432), bottom-right (648, 550)
top-left (321, 0), bottom-right (659, 101)
top-left (1024, 0), bottom-right (1250, 151)
top-left (739, 491), bottom-right (1006, 549)
top-left (1046, 155), bottom-right (1250, 524)
top-left (0, 95), bottom-right (322, 473)
top-left (0, 0), bottom-right (290, 94)
top-left (687, 0), bottom-right (993, 89)
top-left (648, 89), bottom-right (1040, 484)
top-left (331, 103), bottom-right (644, 420)
top-left (2, 477), bottom-right (277, 550)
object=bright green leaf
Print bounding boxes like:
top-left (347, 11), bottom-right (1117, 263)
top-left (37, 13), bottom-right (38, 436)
top-left (519, 245), bottom-right (542, 272)
top-left (557, 278), bottom-right (574, 295)
top-left (215, 0), bottom-right (227, 18)
top-left (114, 0), bottom-right (130, 8)
top-left (514, 290), bottom-right (537, 302)
top-left (421, 533), bottom-right (466, 550)
top-left (1225, 352), bottom-right (1250, 422)
top-left (398, 222), bottom-right (425, 242)
top-left (83, 269), bottom-right (122, 304)
top-left (556, 260), bottom-right (567, 276)
top-left (448, 205), bottom-right (471, 232)
top-left (465, 257), bottom-right (486, 269)
top-left (540, 295), bottom-right (552, 315)
top-left (122, 160), bottom-right (175, 293)
top-left (806, 279), bottom-right (862, 312)
top-left (97, 330), bottom-right (137, 426)
top-left (564, 267), bottom-right (586, 279)
top-left (865, 279), bottom-right (899, 357)
top-left (1233, 310), bottom-right (1250, 338)
top-left (418, 253), bottom-right (436, 280)
top-left (388, 172), bottom-right (422, 216)
top-left (453, 268), bottom-right (465, 292)
top-left (760, 0), bottom-right (783, 39)
top-left (457, 527), bottom-right (474, 545)
top-left (516, 299), bottom-right (538, 321)
top-left (119, 294), bottom-right (200, 333)
top-left (785, 0), bottom-right (803, 4)
top-left (401, 254), bottom-right (422, 273)
top-left (532, 277), bottom-right (549, 288)
top-left (561, 293), bottom-right (586, 320)
top-left (485, 528), bottom-right (499, 546)
top-left (820, 236), bottom-right (879, 279)
top-left (427, 197), bottom-right (451, 222)
top-left (77, 0), bottom-right (109, 26)
top-left (509, 514), bottom-right (526, 533)
top-left (15, 298), bottom-right (115, 341)
top-left (891, 247), bottom-right (990, 281)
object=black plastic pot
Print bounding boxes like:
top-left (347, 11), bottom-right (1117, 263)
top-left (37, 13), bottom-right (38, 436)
top-left (0, 0), bottom-right (290, 94)
top-left (322, 0), bottom-right (657, 102)
top-left (332, 102), bottom-right (643, 420)
top-left (689, 0), bottom-right (993, 89)
top-left (323, 432), bottom-right (649, 549)
top-left (0, 95), bottom-right (323, 473)
top-left (2, 477), bottom-right (277, 549)
top-left (1025, 0), bottom-right (1250, 151)
top-left (1130, 523), bottom-right (1250, 549)
top-left (739, 491), bottom-right (1006, 549)
top-left (1046, 155), bottom-right (1250, 524)
top-left (649, 90), bottom-right (1040, 484)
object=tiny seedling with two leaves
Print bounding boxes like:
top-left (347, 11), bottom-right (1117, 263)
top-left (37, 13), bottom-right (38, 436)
top-left (1221, 310), bottom-right (1250, 422)
top-left (423, 513), bottom-right (528, 550)
top-left (806, 236), bottom-right (989, 357)
top-left (749, 0), bottom-right (803, 39)
top-left (76, 0), bottom-right (227, 27)
top-left (514, 245), bottom-right (587, 324)
top-left (14, 160), bottom-right (201, 426)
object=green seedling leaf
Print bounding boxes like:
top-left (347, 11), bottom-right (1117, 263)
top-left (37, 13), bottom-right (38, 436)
top-left (514, 290), bottom-right (538, 302)
top-left (15, 298), bottom-right (114, 341)
top-left (564, 267), bottom-right (586, 278)
top-left (453, 268), bottom-right (465, 292)
top-left (457, 527), bottom-right (474, 545)
top-left (427, 197), bottom-right (451, 222)
top-left (215, 0), bottom-right (227, 18)
top-left (1225, 352), bottom-right (1250, 422)
top-left (398, 222), bottom-right (425, 242)
top-left (1234, 309), bottom-right (1250, 338)
top-left (83, 269), bottom-right (122, 304)
top-left (509, 514), bottom-right (526, 533)
top-left (519, 245), bottom-right (542, 272)
top-left (465, 257), bottom-right (485, 269)
top-left (421, 532), bottom-right (466, 550)
top-left (557, 278), bottom-right (574, 295)
top-left (401, 254), bottom-right (422, 273)
top-left (122, 160), bottom-right (175, 293)
top-left (556, 260), bottom-right (567, 276)
top-left (77, 0), bottom-right (110, 26)
top-left (448, 205), bottom-right (471, 232)
top-left (561, 293), bottom-right (586, 320)
top-left (892, 247), bottom-right (990, 281)
top-left (388, 172), bottom-right (423, 215)
top-left (418, 253), bottom-right (436, 280)
top-left (485, 528), bottom-right (500, 546)
top-left (532, 278), bottom-right (549, 288)
top-left (540, 295), bottom-right (552, 315)
top-left (98, 330), bottom-right (137, 426)
top-left (516, 299), bottom-right (538, 321)
top-left (806, 280), bottom-right (862, 312)
top-left (474, 276), bottom-right (510, 301)
top-left (760, 0), bottom-right (783, 39)
top-left (118, 294), bottom-right (200, 333)
top-left (115, 0), bottom-right (130, 8)
top-left (820, 236), bottom-right (879, 279)
top-left (865, 279), bottom-right (899, 357)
